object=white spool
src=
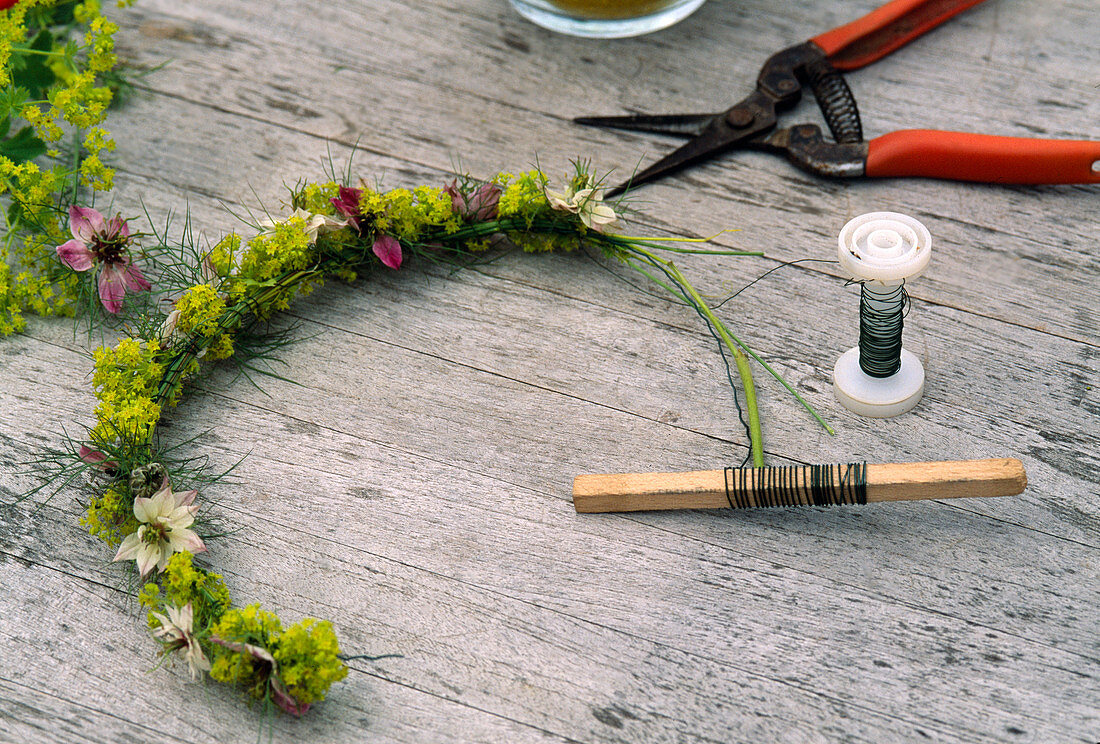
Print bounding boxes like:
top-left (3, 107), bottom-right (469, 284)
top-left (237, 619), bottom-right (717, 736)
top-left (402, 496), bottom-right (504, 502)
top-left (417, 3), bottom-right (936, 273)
top-left (832, 212), bottom-right (932, 418)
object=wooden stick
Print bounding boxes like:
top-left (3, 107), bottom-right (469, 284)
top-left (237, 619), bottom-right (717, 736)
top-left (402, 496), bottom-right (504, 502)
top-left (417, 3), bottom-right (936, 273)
top-left (572, 458), bottom-right (1026, 513)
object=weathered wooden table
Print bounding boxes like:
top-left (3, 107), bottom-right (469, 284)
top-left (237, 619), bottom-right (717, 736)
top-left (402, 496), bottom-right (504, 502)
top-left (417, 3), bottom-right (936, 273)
top-left (2, 1), bottom-right (1097, 742)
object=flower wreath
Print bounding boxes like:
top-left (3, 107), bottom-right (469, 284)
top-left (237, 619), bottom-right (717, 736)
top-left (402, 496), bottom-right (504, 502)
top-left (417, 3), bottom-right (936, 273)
top-left (1, 1), bottom-right (829, 716)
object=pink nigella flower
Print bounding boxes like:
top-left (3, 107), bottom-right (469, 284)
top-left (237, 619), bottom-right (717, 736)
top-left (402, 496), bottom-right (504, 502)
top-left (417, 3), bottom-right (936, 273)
top-left (329, 186), bottom-right (402, 269)
top-left (443, 180), bottom-right (501, 221)
top-left (79, 445), bottom-right (118, 472)
top-left (330, 186), bottom-right (363, 230)
top-left (79, 445), bottom-right (121, 482)
top-left (209, 637), bottom-right (311, 716)
top-left (372, 234), bottom-right (402, 269)
top-left (56, 206), bottom-right (150, 314)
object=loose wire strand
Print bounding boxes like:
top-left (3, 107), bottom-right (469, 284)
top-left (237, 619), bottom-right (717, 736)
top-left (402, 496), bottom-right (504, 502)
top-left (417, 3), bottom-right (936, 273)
top-left (618, 249), bottom-right (757, 467)
top-left (587, 250), bottom-right (844, 466)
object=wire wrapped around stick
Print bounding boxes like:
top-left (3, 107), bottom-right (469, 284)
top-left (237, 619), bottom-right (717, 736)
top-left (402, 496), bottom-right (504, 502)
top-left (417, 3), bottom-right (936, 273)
top-left (723, 463), bottom-right (867, 508)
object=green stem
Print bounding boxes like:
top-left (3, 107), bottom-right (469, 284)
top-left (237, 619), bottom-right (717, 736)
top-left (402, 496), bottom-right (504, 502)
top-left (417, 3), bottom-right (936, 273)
top-left (610, 236), bottom-right (763, 257)
top-left (731, 346), bottom-right (764, 468)
top-left (153, 267), bottom-right (323, 412)
top-left (450, 220), bottom-right (778, 460)
top-left (143, 211), bottom-right (831, 470)
top-left (673, 265), bottom-right (766, 466)
top-left (625, 243), bottom-right (833, 436)
top-left (67, 126), bottom-right (82, 206)
top-left (627, 244), bottom-right (766, 466)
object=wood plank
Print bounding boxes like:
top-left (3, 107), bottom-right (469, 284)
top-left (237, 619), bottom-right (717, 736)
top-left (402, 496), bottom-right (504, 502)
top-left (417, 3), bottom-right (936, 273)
top-left (93, 150), bottom-right (1100, 542)
top-left (3, 323), bottom-right (1097, 742)
top-left (4, 464), bottom-right (1097, 744)
top-left (0, 569), bottom-right (579, 744)
top-left (2, 0), bottom-right (1097, 741)
top-left (108, 0), bottom-right (1100, 343)
top-left (91, 161), bottom-right (1099, 552)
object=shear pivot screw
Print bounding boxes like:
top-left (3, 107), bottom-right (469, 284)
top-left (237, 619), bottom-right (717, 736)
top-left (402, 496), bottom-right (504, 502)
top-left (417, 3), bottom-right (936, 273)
top-left (726, 109), bottom-right (754, 128)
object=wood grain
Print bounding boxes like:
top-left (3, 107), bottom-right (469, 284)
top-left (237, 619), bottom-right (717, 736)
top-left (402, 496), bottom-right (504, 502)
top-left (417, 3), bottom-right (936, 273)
top-left (1, 1), bottom-right (1098, 743)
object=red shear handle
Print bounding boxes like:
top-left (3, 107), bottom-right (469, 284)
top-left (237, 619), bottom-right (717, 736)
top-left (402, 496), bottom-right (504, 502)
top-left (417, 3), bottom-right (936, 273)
top-left (866, 130), bottom-right (1100, 184)
top-left (812, 0), bottom-right (986, 71)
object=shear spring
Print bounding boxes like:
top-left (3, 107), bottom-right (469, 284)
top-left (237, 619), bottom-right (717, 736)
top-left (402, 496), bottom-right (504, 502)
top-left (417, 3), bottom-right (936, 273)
top-left (805, 58), bottom-right (863, 144)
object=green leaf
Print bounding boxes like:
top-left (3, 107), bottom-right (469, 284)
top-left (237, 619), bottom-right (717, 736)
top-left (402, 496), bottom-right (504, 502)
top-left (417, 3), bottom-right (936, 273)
top-left (0, 125), bottom-right (47, 163)
top-left (7, 200), bottom-right (24, 229)
top-left (0, 87), bottom-right (30, 121)
top-left (11, 31), bottom-right (58, 101)
top-left (44, 2), bottom-right (77, 27)
top-left (60, 40), bottom-right (79, 69)
top-left (0, 117), bottom-right (10, 139)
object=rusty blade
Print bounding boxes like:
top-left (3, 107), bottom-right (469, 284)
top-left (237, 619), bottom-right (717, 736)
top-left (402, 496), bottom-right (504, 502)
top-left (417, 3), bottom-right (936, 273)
top-left (573, 112), bottom-right (718, 139)
top-left (601, 92), bottom-right (778, 197)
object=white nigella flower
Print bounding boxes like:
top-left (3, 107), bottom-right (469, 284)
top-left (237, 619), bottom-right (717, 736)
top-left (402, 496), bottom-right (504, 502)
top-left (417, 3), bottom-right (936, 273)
top-left (114, 481), bottom-right (206, 577)
top-left (257, 208), bottom-right (347, 243)
top-left (151, 602), bottom-right (211, 680)
top-left (544, 183), bottom-right (619, 233)
top-left (158, 306), bottom-right (182, 345)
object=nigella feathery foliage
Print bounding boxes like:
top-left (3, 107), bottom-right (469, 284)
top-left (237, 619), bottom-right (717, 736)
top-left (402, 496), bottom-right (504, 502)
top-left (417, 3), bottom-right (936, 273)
top-left (21, 160), bottom-right (833, 716)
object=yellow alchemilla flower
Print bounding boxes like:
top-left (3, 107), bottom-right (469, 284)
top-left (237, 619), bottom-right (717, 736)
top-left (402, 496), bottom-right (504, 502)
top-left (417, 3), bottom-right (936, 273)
top-left (81, 486), bottom-right (138, 547)
top-left (496, 169), bottom-right (549, 221)
top-left (113, 482), bottom-right (206, 577)
top-left (74, 1), bottom-right (103, 25)
top-left (273, 618), bottom-right (348, 707)
top-left (292, 180), bottom-right (341, 214)
top-left (153, 551), bottom-right (232, 625)
top-left (90, 394), bottom-right (161, 445)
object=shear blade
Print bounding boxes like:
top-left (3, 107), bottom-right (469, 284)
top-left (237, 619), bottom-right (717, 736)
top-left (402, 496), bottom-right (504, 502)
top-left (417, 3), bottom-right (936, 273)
top-left (611, 131), bottom-right (740, 196)
top-left (574, 113), bottom-right (718, 139)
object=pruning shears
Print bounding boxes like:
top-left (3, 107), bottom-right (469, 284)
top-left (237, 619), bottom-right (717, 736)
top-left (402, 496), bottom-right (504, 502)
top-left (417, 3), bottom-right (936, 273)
top-left (575, 0), bottom-right (1100, 197)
